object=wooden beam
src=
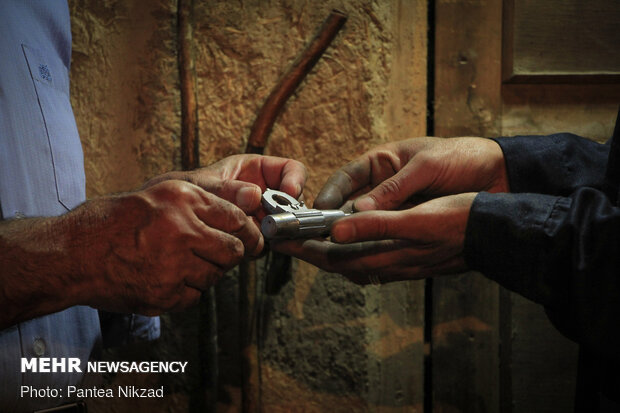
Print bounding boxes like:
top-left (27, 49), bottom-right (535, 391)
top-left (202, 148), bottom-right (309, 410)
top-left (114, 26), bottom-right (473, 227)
top-left (432, 0), bottom-right (503, 411)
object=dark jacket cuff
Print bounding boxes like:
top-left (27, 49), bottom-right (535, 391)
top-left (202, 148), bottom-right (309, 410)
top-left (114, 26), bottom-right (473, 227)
top-left (494, 133), bottom-right (607, 196)
top-left (464, 191), bottom-right (570, 306)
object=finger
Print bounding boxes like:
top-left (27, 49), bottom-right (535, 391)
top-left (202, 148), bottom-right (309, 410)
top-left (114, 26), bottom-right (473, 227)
top-left (352, 161), bottom-right (426, 211)
top-left (273, 236), bottom-right (463, 284)
top-left (332, 195), bottom-right (474, 244)
top-left (216, 181), bottom-right (261, 214)
top-left (314, 158), bottom-right (371, 209)
top-left (273, 238), bottom-right (421, 284)
top-left (345, 253), bottom-right (465, 285)
top-left (186, 175), bottom-right (263, 214)
top-left (271, 238), bottom-right (405, 273)
top-left (138, 282), bottom-right (202, 314)
top-left (330, 210), bottom-right (419, 243)
top-left (193, 192), bottom-right (264, 258)
top-left (184, 260), bottom-right (225, 290)
top-left (259, 157), bottom-right (307, 198)
top-left (318, 243), bottom-right (460, 284)
top-left (168, 287), bottom-right (202, 312)
top-left (194, 221), bottom-right (263, 265)
top-left (270, 238), bottom-right (327, 265)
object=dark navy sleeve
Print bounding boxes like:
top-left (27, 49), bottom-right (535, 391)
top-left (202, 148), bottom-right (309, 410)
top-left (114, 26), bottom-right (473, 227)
top-left (465, 188), bottom-right (620, 362)
top-left (494, 133), bottom-right (608, 196)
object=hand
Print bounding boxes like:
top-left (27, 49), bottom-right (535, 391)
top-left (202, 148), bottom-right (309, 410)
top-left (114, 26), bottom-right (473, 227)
top-left (272, 193), bottom-right (476, 284)
top-left (71, 180), bottom-right (262, 314)
top-left (315, 137), bottom-right (507, 212)
top-left (144, 154), bottom-right (307, 220)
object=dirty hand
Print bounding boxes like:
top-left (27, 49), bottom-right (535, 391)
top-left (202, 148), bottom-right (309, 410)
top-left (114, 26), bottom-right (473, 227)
top-left (144, 154), bottom-right (307, 220)
top-left (272, 193), bottom-right (475, 284)
top-left (73, 180), bottom-right (262, 314)
top-left (315, 137), bottom-right (507, 212)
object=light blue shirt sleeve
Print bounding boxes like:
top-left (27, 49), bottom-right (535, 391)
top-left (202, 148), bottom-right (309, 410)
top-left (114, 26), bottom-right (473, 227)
top-left (0, 2), bottom-right (159, 411)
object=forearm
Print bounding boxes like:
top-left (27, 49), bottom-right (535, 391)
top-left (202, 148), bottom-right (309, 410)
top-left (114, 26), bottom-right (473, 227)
top-left (0, 214), bottom-right (87, 328)
top-left (0, 171), bottom-right (264, 330)
top-left (0, 196), bottom-right (120, 328)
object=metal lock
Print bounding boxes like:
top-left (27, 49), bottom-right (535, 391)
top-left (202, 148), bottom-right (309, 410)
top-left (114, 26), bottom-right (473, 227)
top-left (260, 189), bottom-right (349, 239)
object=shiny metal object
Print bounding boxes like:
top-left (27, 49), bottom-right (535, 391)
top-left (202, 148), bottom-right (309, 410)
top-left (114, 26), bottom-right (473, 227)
top-left (261, 189), bottom-right (349, 239)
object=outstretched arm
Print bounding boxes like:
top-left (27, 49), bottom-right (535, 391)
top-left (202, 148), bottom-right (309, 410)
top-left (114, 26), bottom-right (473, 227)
top-left (0, 180), bottom-right (261, 329)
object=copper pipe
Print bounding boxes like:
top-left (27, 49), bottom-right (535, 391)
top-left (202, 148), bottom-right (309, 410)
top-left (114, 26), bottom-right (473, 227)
top-left (245, 9), bottom-right (348, 154)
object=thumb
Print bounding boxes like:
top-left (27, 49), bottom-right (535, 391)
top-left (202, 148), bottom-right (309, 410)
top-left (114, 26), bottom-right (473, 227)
top-left (353, 164), bottom-right (421, 211)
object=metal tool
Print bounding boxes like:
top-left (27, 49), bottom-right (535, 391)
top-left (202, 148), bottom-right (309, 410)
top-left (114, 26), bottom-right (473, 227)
top-left (260, 188), bottom-right (349, 239)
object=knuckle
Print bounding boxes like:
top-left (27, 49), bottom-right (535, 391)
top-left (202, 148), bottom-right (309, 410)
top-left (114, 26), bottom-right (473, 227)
top-left (225, 207), bottom-right (249, 234)
top-left (378, 178), bottom-right (402, 196)
top-left (414, 152), bottom-right (434, 169)
top-left (220, 238), bottom-right (244, 267)
top-left (172, 181), bottom-right (196, 198)
top-left (123, 190), bottom-right (155, 212)
top-left (342, 161), bottom-right (364, 184)
top-left (206, 268), bottom-right (225, 285)
top-left (231, 238), bottom-right (245, 259)
top-left (156, 180), bottom-right (196, 200)
top-left (203, 178), bottom-right (224, 195)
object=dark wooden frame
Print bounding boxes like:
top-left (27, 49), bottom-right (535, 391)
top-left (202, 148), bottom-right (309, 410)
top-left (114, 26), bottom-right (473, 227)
top-left (502, 0), bottom-right (620, 84)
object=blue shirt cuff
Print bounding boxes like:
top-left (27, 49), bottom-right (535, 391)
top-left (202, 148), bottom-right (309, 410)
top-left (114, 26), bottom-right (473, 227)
top-left (99, 312), bottom-right (161, 348)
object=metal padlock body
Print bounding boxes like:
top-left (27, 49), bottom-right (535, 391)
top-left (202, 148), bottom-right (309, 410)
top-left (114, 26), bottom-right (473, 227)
top-left (260, 188), bottom-right (349, 239)
top-left (261, 209), bottom-right (348, 239)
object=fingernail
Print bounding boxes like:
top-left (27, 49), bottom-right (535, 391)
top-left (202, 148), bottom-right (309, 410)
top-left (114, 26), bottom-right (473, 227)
top-left (354, 196), bottom-right (376, 212)
top-left (236, 186), bottom-right (260, 211)
top-left (332, 222), bottom-right (355, 243)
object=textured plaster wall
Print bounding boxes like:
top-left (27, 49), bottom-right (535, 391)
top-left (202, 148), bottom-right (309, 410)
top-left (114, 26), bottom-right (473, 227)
top-left (69, 1), bottom-right (427, 412)
top-left (70, 0), bottom-right (181, 197)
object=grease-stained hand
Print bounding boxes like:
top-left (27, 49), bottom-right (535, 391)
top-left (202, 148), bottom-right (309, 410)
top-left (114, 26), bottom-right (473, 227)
top-left (272, 193), bottom-right (475, 284)
top-left (314, 137), bottom-right (507, 212)
top-left (273, 137), bottom-right (505, 284)
top-left (74, 179), bottom-right (263, 315)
